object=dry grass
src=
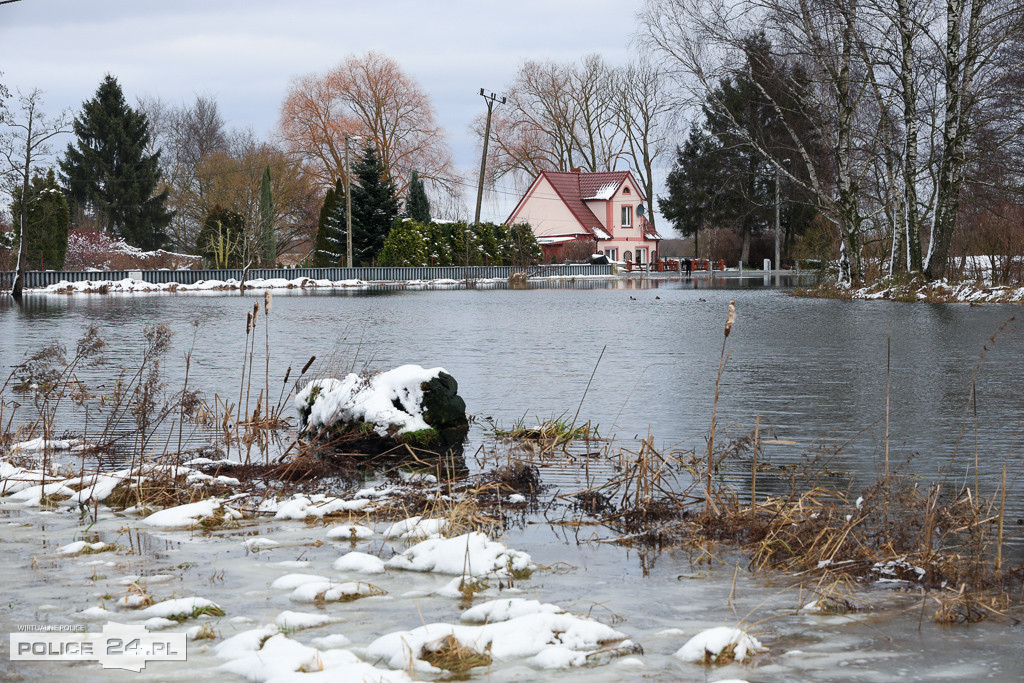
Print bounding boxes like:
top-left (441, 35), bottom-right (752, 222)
top-left (421, 635), bottom-right (492, 676)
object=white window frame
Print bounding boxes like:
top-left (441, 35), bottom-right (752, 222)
top-left (635, 247), bottom-right (646, 264)
top-left (621, 205), bottom-right (632, 228)
top-left (604, 248), bottom-right (618, 261)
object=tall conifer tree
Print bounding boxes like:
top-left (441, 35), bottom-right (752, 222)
top-left (404, 170), bottom-right (430, 223)
top-left (350, 146), bottom-right (398, 264)
top-left (259, 165), bottom-right (275, 266)
top-left (313, 179), bottom-right (346, 267)
top-left (59, 75), bottom-right (172, 250)
top-left (10, 169), bottom-right (70, 270)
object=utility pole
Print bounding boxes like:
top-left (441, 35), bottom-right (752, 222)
top-left (344, 133), bottom-right (359, 268)
top-left (472, 89), bottom-right (505, 266)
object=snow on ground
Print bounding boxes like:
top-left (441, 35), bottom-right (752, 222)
top-left (270, 493), bottom-right (373, 519)
top-left (216, 632), bottom-right (414, 683)
top-left (673, 626), bottom-right (765, 664)
top-left (59, 540), bottom-right (109, 554)
top-left (385, 531), bottom-right (532, 578)
top-left (142, 498), bottom-right (241, 528)
top-left (381, 515), bottom-right (447, 541)
top-left (332, 551), bottom-right (386, 574)
top-left (365, 598), bottom-right (630, 672)
top-left (274, 610), bottom-right (342, 631)
top-left (10, 437), bottom-right (87, 453)
top-left (38, 272), bottom-right (618, 296)
top-left (295, 365), bottom-right (446, 435)
top-left (325, 522), bottom-right (375, 541)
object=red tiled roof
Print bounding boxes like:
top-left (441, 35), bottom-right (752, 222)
top-left (507, 169), bottom-right (656, 241)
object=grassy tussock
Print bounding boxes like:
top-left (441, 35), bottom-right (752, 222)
top-left (422, 635), bottom-right (492, 676)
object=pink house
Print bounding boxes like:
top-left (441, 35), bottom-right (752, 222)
top-left (506, 169), bottom-right (663, 265)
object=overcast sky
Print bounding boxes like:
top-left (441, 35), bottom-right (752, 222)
top-left (1, 0), bottom-right (649, 221)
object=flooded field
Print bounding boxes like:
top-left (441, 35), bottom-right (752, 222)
top-left (1, 279), bottom-right (1022, 681)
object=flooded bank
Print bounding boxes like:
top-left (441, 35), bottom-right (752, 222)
top-left (1, 281), bottom-right (1022, 680)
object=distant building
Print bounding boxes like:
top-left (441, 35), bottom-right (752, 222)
top-left (506, 169), bottom-right (662, 264)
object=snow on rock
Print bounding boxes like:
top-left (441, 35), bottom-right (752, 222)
top-left (332, 551), bottom-right (386, 574)
top-left (366, 605), bottom-right (629, 671)
top-left (325, 523), bottom-right (375, 541)
top-left (274, 610), bottom-right (342, 631)
top-left (295, 365), bottom-right (445, 435)
top-left (673, 626), bottom-right (765, 664)
top-left (385, 532), bottom-right (532, 578)
top-left (143, 498), bottom-right (238, 528)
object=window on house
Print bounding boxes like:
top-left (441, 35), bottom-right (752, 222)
top-left (622, 205), bottom-right (632, 227)
top-left (604, 248), bottom-right (618, 261)
top-left (624, 250), bottom-right (633, 263)
top-left (635, 248), bottom-right (646, 264)
top-left (623, 187), bottom-right (631, 195)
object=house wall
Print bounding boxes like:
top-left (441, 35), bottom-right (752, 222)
top-left (594, 177), bottom-right (659, 262)
top-left (508, 176), bottom-right (588, 238)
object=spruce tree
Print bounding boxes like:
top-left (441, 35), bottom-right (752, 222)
top-left (313, 179), bottom-right (346, 267)
top-left (404, 170), bottom-right (430, 223)
top-left (259, 165), bottom-right (275, 266)
top-left (10, 169), bottom-right (70, 270)
top-left (350, 146), bottom-right (398, 264)
top-left (59, 75), bottom-right (172, 251)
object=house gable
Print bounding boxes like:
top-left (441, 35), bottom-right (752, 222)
top-left (508, 168), bottom-right (662, 262)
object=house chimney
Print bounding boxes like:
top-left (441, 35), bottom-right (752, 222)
top-left (570, 167), bottom-right (581, 173)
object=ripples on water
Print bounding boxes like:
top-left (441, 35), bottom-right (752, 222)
top-left (1, 277), bottom-right (1022, 516)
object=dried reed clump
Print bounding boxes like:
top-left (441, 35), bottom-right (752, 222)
top-left (421, 635), bottom-right (492, 675)
top-left (486, 462), bottom-right (540, 495)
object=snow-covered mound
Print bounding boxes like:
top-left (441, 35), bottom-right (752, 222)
top-left (295, 365), bottom-right (446, 435)
top-left (673, 626), bottom-right (765, 664)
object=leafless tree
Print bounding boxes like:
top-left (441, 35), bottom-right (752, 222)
top-left (0, 89), bottom-right (70, 299)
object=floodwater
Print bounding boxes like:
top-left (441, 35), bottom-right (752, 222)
top-left (1, 278), bottom-right (1023, 681)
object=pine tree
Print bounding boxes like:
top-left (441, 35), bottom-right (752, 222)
top-left (10, 169), bottom-right (70, 270)
top-left (259, 165), bottom-right (275, 266)
top-left (59, 75), bottom-right (172, 251)
top-left (350, 146), bottom-right (399, 264)
top-left (313, 179), bottom-right (346, 267)
top-left (404, 170), bottom-right (431, 223)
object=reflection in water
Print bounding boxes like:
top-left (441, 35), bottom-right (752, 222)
top-left (1, 278), bottom-right (1021, 522)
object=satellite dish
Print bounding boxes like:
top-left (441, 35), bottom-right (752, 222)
top-left (637, 203), bottom-right (645, 217)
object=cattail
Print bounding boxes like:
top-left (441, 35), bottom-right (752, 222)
top-left (301, 355), bottom-right (316, 375)
top-left (252, 301), bottom-right (260, 325)
top-left (246, 311), bottom-right (253, 334)
top-left (724, 300), bottom-right (736, 338)
top-left (264, 290), bottom-right (272, 312)
top-left (282, 366), bottom-right (291, 385)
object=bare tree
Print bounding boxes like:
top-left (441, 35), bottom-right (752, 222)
top-left (0, 89), bottom-right (70, 299)
top-left (279, 51), bottom-right (458, 204)
top-left (138, 94), bottom-right (229, 251)
top-left (641, 0), bottom-right (1024, 284)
